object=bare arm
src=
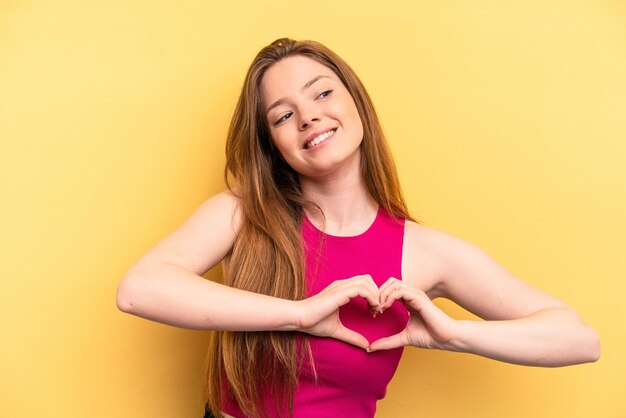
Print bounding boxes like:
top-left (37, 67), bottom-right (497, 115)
top-left (370, 222), bottom-right (600, 366)
top-left (116, 191), bottom-right (381, 348)
top-left (116, 191), bottom-right (298, 330)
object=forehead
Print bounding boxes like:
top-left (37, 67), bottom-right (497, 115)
top-left (260, 55), bottom-right (337, 106)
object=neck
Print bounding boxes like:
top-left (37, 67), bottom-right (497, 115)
top-left (299, 153), bottom-right (378, 236)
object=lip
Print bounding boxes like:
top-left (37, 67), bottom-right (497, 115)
top-left (302, 127), bottom-right (338, 150)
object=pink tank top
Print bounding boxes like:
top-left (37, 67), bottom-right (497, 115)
top-left (222, 207), bottom-right (409, 417)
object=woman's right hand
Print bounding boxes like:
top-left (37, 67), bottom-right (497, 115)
top-left (294, 274), bottom-right (381, 349)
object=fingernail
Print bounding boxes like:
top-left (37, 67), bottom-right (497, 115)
top-left (366, 347), bottom-right (371, 353)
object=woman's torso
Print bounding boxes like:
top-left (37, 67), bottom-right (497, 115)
top-left (222, 206), bottom-right (411, 417)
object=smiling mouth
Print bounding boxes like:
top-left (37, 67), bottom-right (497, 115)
top-left (304, 128), bottom-right (337, 149)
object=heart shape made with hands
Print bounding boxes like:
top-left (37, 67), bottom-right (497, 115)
top-left (303, 276), bottom-right (412, 350)
top-left (370, 283), bottom-right (458, 352)
top-left (302, 275), bottom-right (455, 352)
top-left (302, 276), bottom-right (396, 348)
top-left (312, 276), bottom-right (455, 352)
top-left (338, 283), bottom-right (410, 348)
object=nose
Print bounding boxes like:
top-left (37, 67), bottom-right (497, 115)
top-left (299, 112), bottom-right (320, 131)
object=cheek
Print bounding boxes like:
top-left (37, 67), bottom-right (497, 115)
top-left (349, 107), bottom-right (364, 139)
top-left (271, 130), bottom-right (286, 148)
top-left (269, 132), bottom-right (295, 161)
top-left (338, 97), bottom-right (363, 133)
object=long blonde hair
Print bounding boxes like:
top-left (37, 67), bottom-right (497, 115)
top-left (204, 38), bottom-right (413, 418)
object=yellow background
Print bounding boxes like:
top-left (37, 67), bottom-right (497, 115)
top-left (1, 1), bottom-right (624, 417)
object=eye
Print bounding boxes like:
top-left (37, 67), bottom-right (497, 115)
top-left (274, 111), bottom-right (293, 126)
top-left (317, 89), bottom-right (333, 99)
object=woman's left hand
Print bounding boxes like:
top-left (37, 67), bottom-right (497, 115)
top-left (368, 278), bottom-right (459, 352)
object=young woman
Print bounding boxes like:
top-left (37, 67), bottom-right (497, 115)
top-left (116, 38), bottom-right (600, 418)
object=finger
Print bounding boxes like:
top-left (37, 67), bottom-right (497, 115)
top-left (384, 289), bottom-right (456, 344)
top-left (360, 274), bottom-right (381, 311)
top-left (402, 293), bottom-right (456, 337)
top-left (390, 287), bottom-right (432, 314)
top-left (360, 274), bottom-right (384, 316)
top-left (378, 277), bottom-right (399, 294)
top-left (367, 331), bottom-right (408, 352)
top-left (353, 274), bottom-right (380, 295)
top-left (378, 277), bottom-right (401, 308)
top-left (338, 277), bottom-right (381, 310)
top-left (321, 277), bottom-right (380, 311)
top-left (362, 274), bottom-right (380, 295)
top-left (380, 282), bottom-right (406, 310)
top-left (333, 322), bottom-right (369, 350)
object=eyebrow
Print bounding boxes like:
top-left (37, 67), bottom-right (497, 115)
top-left (265, 75), bottom-right (331, 115)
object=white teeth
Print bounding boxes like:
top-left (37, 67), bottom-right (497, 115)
top-left (306, 129), bottom-right (336, 149)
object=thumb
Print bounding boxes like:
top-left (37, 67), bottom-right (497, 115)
top-left (367, 332), bottom-right (407, 352)
top-left (332, 323), bottom-right (370, 350)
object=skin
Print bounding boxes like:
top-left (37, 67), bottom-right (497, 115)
top-left (262, 55), bottom-right (364, 182)
top-left (116, 55), bottom-right (600, 368)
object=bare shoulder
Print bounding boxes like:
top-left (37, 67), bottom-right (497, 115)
top-left (129, 189), bottom-right (244, 276)
top-left (404, 221), bottom-right (483, 261)
top-left (403, 220), bottom-right (567, 319)
top-left (402, 221), bottom-right (496, 298)
top-left (401, 220), bottom-right (452, 298)
top-left (194, 189), bottom-right (243, 232)
top-left (404, 220), bottom-right (460, 249)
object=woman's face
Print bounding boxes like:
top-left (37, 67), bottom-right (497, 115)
top-left (260, 55), bottom-right (364, 180)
